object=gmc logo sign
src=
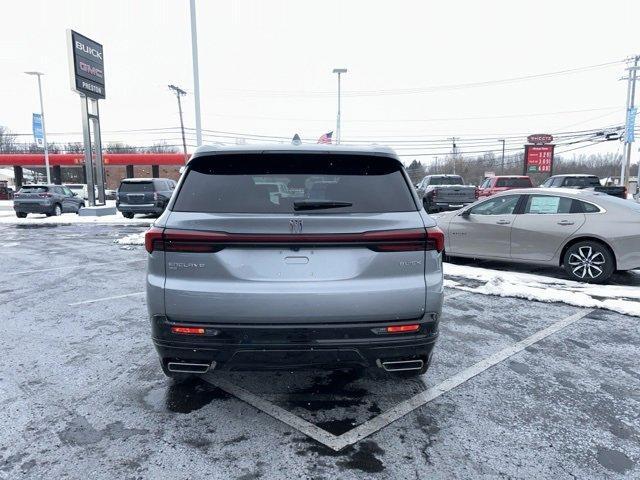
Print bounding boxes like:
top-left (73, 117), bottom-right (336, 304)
top-left (75, 40), bottom-right (102, 60)
top-left (79, 61), bottom-right (103, 79)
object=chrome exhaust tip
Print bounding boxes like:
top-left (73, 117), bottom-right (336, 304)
top-left (379, 359), bottom-right (424, 372)
top-left (167, 361), bottom-right (215, 374)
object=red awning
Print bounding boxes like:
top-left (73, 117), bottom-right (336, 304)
top-left (0, 153), bottom-right (189, 167)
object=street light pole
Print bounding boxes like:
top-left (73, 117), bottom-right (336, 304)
top-left (189, 0), bottom-right (203, 146)
top-left (25, 71), bottom-right (51, 184)
top-left (168, 84), bottom-right (189, 163)
top-left (332, 68), bottom-right (347, 144)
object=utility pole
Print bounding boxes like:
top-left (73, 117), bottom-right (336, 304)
top-left (332, 68), bottom-right (347, 144)
top-left (189, 0), bottom-right (203, 146)
top-left (621, 55), bottom-right (639, 191)
top-left (449, 137), bottom-right (459, 174)
top-left (168, 84), bottom-right (189, 163)
top-left (498, 139), bottom-right (506, 173)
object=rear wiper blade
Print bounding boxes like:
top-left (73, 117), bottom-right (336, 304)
top-left (293, 200), bottom-right (353, 211)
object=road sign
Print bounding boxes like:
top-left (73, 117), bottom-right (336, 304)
top-left (67, 30), bottom-right (105, 99)
top-left (524, 144), bottom-right (555, 174)
top-left (32, 113), bottom-right (43, 147)
top-left (527, 134), bottom-right (554, 144)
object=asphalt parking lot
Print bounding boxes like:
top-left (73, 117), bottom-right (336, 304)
top-left (1, 223), bottom-right (639, 479)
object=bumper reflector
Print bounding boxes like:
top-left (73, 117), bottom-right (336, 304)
top-left (386, 324), bottom-right (420, 333)
top-left (171, 326), bottom-right (205, 335)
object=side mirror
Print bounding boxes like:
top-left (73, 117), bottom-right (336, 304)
top-left (460, 209), bottom-right (471, 217)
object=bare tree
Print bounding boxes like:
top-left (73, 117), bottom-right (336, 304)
top-left (0, 126), bottom-right (17, 152)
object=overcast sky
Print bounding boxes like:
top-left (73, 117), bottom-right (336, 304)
top-left (1, 0), bottom-right (639, 162)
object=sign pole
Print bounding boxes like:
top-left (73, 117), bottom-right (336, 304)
top-left (92, 99), bottom-right (106, 204)
top-left (80, 96), bottom-right (96, 206)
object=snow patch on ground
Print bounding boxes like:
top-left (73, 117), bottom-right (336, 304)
top-left (0, 201), bottom-right (154, 225)
top-left (444, 263), bottom-right (640, 317)
top-left (114, 232), bottom-right (146, 246)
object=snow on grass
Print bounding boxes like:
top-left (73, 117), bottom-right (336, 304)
top-left (114, 232), bottom-right (146, 246)
top-left (444, 263), bottom-right (640, 317)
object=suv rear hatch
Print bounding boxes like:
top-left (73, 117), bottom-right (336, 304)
top-left (155, 152), bottom-right (436, 324)
top-left (118, 181), bottom-right (155, 205)
top-left (14, 185), bottom-right (50, 203)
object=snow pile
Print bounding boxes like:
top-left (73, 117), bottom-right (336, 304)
top-left (444, 263), bottom-right (640, 317)
top-left (114, 232), bottom-right (146, 246)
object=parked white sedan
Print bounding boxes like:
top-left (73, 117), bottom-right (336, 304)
top-left (433, 188), bottom-right (640, 283)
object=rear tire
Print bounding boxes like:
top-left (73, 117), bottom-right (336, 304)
top-left (563, 240), bottom-right (614, 284)
top-left (122, 212), bottom-right (134, 219)
top-left (16, 212), bottom-right (27, 218)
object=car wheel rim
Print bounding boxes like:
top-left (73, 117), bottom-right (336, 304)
top-left (568, 246), bottom-right (605, 279)
top-left (55, 206), bottom-right (61, 216)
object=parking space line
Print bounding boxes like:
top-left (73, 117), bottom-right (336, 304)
top-left (11, 259), bottom-right (145, 276)
top-left (204, 375), bottom-right (344, 450)
top-left (204, 308), bottom-right (594, 451)
top-left (334, 308), bottom-right (594, 449)
top-left (68, 291), bottom-right (145, 306)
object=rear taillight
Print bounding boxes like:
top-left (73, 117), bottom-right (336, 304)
top-left (13, 193), bottom-right (21, 198)
top-left (426, 226), bottom-right (445, 253)
top-left (623, 186), bottom-right (627, 198)
top-left (144, 227), bottom-right (446, 254)
top-left (145, 226), bottom-right (164, 253)
top-left (475, 187), bottom-right (479, 199)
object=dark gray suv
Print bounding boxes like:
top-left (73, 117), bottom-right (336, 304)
top-left (13, 185), bottom-right (85, 218)
top-left (116, 178), bottom-right (176, 218)
top-left (145, 144), bottom-right (444, 378)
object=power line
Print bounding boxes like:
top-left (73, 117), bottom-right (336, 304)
top-left (214, 59), bottom-right (626, 98)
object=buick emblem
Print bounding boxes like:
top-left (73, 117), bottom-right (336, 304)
top-left (289, 219), bottom-right (303, 234)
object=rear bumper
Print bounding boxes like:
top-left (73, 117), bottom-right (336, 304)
top-left (14, 203), bottom-right (53, 213)
top-left (151, 315), bottom-right (440, 371)
top-left (430, 202), bottom-right (474, 212)
top-left (117, 203), bottom-right (163, 214)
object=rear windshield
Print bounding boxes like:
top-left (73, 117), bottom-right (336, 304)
top-left (119, 181), bottom-right (154, 193)
top-left (173, 154), bottom-right (417, 214)
top-left (496, 177), bottom-right (532, 187)
top-left (562, 176), bottom-right (600, 187)
top-left (19, 186), bottom-right (49, 193)
top-left (429, 176), bottom-right (464, 185)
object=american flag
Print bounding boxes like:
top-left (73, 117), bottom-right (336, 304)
top-left (317, 131), bottom-right (333, 144)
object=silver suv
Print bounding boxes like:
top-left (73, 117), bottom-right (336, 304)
top-left (145, 145), bottom-right (444, 378)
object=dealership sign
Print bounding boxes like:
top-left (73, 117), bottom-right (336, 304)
top-left (524, 144), bottom-right (554, 173)
top-left (527, 134), bottom-right (553, 144)
top-left (67, 30), bottom-right (105, 99)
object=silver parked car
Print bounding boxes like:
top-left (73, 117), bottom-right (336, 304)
top-left (145, 144), bottom-right (444, 377)
top-left (434, 188), bottom-right (640, 283)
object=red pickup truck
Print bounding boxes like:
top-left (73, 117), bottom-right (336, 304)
top-left (478, 175), bottom-right (533, 198)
